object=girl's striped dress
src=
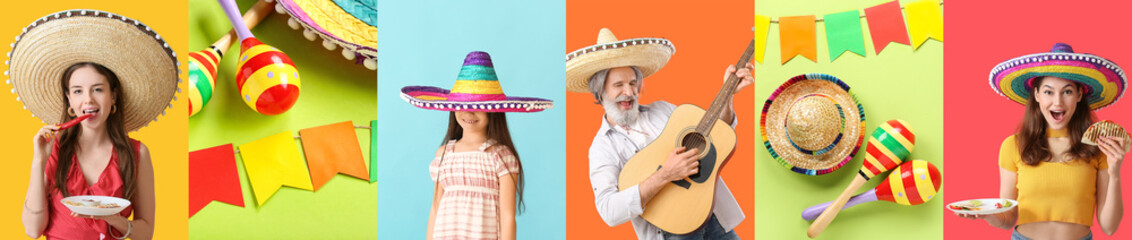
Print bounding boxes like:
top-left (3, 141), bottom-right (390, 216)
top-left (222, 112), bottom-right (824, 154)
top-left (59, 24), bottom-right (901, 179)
top-left (430, 140), bottom-right (520, 240)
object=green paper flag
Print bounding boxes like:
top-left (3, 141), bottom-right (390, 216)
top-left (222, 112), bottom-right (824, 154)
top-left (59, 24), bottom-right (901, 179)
top-left (370, 120), bottom-right (378, 183)
top-left (824, 10), bottom-right (867, 61)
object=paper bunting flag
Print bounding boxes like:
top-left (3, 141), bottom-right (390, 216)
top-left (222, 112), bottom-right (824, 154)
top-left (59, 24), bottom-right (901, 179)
top-left (864, 1), bottom-right (911, 54)
top-left (754, 15), bottom-right (771, 64)
top-left (904, 0), bottom-right (943, 49)
top-left (824, 10), bottom-right (867, 60)
top-left (369, 120), bottom-right (378, 183)
top-left (779, 15), bottom-right (817, 64)
top-left (299, 121), bottom-right (370, 191)
top-left (239, 131), bottom-right (314, 206)
top-left (189, 144), bottom-right (244, 218)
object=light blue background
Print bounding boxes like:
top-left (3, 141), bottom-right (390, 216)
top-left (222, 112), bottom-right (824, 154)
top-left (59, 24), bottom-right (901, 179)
top-left (376, 0), bottom-right (566, 239)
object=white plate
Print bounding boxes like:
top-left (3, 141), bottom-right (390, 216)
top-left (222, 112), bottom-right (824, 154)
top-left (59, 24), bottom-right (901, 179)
top-left (60, 195), bottom-right (131, 216)
top-left (947, 198), bottom-right (1017, 215)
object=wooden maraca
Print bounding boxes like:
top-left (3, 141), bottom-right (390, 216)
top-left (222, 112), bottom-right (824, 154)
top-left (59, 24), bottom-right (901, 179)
top-left (190, 0), bottom-right (274, 117)
top-left (219, 0), bottom-right (301, 115)
top-left (801, 160), bottom-right (940, 221)
top-left (808, 119), bottom-right (915, 238)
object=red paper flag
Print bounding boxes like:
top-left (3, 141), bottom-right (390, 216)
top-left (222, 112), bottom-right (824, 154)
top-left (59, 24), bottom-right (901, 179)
top-left (189, 144), bottom-right (244, 217)
top-left (864, 1), bottom-right (910, 54)
top-left (779, 15), bottom-right (817, 64)
top-left (299, 121), bottom-right (370, 191)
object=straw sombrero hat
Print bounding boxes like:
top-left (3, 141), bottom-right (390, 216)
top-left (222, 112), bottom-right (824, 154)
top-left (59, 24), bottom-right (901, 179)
top-left (5, 10), bottom-right (179, 132)
top-left (275, 0), bottom-right (376, 70)
top-left (565, 28), bottom-right (674, 93)
top-left (990, 43), bottom-right (1126, 110)
top-left (401, 51), bottom-right (553, 113)
top-left (760, 73), bottom-right (865, 175)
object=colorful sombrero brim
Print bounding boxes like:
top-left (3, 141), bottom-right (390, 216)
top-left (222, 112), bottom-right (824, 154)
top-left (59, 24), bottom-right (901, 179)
top-left (990, 52), bottom-right (1126, 110)
top-left (401, 86), bottom-right (553, 113)
top-left (6, 10), bottom-right (180, 132)
top-left (565, 38), bottom-right (674, 93)
top-left (277, 0), bottom-right (377, 70)
top-left (760, 73), bottom-right (865, 175)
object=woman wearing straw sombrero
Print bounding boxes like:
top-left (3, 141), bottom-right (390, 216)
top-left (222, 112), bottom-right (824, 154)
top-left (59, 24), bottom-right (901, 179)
top-left (566, 28), bottom-right (752, 240)
top-left (402, 51), bottom-right (552, 240)
top-left (13, 10), bottom-right (178, 240)
top-left (956, 43), bottom-right (1127, 240)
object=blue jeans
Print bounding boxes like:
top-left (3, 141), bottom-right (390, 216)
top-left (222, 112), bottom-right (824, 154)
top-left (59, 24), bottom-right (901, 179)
top-left (662, 215), bottom-right (739, 240)
top-left (1011, 227), bottom-right (1092, 240)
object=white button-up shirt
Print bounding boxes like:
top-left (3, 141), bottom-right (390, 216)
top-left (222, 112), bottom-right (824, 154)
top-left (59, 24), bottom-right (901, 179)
top-left (588, 101), bottom-right (745, 240)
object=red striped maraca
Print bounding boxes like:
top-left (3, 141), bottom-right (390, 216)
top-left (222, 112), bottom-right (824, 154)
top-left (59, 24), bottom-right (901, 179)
top-left (808, 119), bottom-right (915, 238)
top-left (220, 0), bottom-right (301, 115)
top-left (802, 160), bottom-right (941, 221)
top-left (189, 0), bottom-right (274, 117)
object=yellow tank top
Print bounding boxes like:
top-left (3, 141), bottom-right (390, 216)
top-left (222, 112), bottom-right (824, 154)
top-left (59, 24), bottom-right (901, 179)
top-left (998, 128), bottom-right (1108, 226)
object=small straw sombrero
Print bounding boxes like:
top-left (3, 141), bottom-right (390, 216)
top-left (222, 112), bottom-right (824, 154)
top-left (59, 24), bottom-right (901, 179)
top-left (760, 73), bottom-right (865, 175)
top-left (990, 43), bottom-right (1126, 110)
top-left (5, 10), bottom-right (180, 132)
top-left (565, 28), bottom-right (674, 93)
top-left (400, 51), bottom-right (553, 113)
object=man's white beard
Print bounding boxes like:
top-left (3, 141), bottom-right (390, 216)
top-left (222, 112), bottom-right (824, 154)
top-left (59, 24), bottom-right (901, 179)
top-left (602, 95), bottom-right (640, 126)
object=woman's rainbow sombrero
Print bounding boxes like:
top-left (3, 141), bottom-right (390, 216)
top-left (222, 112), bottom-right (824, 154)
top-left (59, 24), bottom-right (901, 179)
top-left (990, 43), bottom-right (1126, 110)
top-left (400, 51), bottom-right (553, 113)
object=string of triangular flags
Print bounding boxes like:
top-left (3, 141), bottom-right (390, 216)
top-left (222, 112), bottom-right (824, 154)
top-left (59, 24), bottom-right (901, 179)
top-left (754, 0), bottom-right (942, 64)
top-left (188, 120), bottom-right (377, 218)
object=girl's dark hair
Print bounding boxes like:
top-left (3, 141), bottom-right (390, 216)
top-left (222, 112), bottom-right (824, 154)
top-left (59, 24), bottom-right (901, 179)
top-left (53, 62), bottom-right (138, 200)
top-left (1016, 76), bottom-right (1101, 166)
top-left (440, 112), bottom-right (525, 214)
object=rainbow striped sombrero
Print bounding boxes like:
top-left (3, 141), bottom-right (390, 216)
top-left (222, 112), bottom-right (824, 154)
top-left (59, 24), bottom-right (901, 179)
top-left (400, 51), bottom-right (553, 113)
top-left (990, 43), bottom-right (1126, 110)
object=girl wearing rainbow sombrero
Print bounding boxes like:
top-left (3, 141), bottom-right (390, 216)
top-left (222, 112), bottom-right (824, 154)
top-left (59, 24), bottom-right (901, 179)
top-left (402, 51), bottom-right (552, 240)
top-left (13, 10), bottom-right (178, 240)
top-left (957, 43), bottom-right (1127, 240)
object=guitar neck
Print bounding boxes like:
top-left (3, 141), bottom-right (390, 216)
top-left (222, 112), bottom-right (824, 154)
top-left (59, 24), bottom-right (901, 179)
top-left (696, 38), bottom-right (756, 133)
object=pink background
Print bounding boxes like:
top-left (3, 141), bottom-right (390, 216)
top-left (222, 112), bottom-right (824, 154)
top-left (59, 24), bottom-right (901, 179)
top-left (944, 0), bottom-right (1132, 239)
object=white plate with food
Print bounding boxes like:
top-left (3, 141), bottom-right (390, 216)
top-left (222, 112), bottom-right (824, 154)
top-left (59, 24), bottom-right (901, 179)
top-left (947, 198), bottom-right (1017, 215)
top-left (60, 195), bottom-right (131, 216)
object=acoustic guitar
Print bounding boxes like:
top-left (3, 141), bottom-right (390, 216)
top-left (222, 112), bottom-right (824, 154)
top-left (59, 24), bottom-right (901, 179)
top-left (617, 38), bottom-right (754, 234)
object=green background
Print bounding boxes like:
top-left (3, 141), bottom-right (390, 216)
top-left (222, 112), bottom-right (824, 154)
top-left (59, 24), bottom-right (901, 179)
top-left (754, 0), bottom-right (943, 239)
top-left (188, 0), bottom-right (376, 238)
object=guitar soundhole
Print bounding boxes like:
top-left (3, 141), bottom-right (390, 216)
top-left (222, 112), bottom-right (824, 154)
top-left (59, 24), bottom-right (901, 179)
top-left (681, 132), bottom-right (708, 154)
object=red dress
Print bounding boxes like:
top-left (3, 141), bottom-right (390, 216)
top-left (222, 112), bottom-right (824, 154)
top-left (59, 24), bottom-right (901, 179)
top-left (43, 139), bottom-right (139, 240)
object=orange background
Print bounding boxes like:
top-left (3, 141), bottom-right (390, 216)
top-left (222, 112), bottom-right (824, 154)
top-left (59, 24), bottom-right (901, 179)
top-left (565, 0), bottom-right (755, 238)
top-left (0, 1), bottom-right (188, 239)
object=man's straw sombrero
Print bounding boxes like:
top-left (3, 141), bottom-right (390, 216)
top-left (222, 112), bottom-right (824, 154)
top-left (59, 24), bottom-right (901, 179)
top-left (565, 28), bottom-right (674, 93)
top-left (760, 73), bottom-right (865, 176)
top-left (5, 9), bottom-right (179, 132)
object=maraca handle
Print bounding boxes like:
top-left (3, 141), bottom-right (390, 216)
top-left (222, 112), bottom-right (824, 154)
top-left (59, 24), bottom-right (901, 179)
top-left (802, 189), bottom-right (878, 221)
top-left (808, 176), bottom-right (868, 238)
top-left (213, 0), bottom-right (274, 52)
top-left (218, 0), bottom-right (255, 41)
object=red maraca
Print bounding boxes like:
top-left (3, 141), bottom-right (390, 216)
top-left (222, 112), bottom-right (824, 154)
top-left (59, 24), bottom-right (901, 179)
top-left (802, 160), bottom-right (941, 221)
top-left (808, 119), bottom-right (916, 238)
top-left (190, 0), bottom-right (274, 117)
top-left (220, 0), bottom-right (301, 115)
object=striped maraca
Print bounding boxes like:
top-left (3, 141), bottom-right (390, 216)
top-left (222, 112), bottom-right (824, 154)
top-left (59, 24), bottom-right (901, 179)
top-left (801, 160), bottom-right (941, 221)
top-left (808, 119), bottom-right (915, 238)
top-left (190, 0), bottom-right (274, 117)
top-left (220, 0), bottom-right (301, 115)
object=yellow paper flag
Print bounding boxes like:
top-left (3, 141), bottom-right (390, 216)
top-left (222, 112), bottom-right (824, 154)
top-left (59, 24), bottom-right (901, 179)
top-left (904, 0), bottom-right (943, 49)
top-left (754, 15), bottom-right (770, 64)
top-left (239, 131), bottom-right (314, 206)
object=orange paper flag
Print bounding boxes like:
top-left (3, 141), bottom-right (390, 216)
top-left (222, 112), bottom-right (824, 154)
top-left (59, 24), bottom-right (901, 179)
top-left (299, 121), bottom-right (370, 191)
top-left (779, 15), bottom-right (817, 64)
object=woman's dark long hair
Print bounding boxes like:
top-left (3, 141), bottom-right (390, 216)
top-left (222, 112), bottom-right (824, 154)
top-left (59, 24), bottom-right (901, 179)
top-left (53, 62), bottom-right (138, 200)
top-left (440, 112), bottom-right (525, 214)
top-left (1016, 77), bottom-right (1101, 166)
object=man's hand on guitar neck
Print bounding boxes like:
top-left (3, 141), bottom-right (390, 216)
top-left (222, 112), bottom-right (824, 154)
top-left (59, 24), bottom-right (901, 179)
top-left (720, 63), bottom-right (755, 125)
top-left (638, 147), bottom-right (700, 206)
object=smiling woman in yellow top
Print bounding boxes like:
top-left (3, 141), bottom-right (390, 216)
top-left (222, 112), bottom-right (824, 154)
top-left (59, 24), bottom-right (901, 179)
top-left (957, 43), bottom-right (1127, 240)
